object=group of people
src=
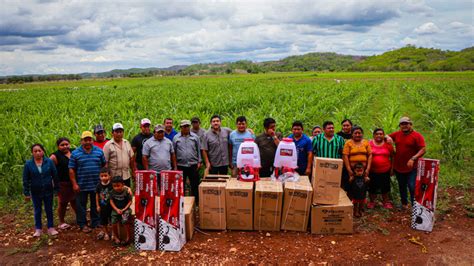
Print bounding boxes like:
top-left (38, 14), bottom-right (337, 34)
top-left (22, 115), bottom-right (426, 240)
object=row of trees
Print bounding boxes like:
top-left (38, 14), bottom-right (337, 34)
top-left (0, 74), bottom-right (82, 84)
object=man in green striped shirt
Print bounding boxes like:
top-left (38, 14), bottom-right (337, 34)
top-left (312, 121), bottom-right (345, 159)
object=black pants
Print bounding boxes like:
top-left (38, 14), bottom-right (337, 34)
top-left (209, 165), bottom-right (229, 175)
top-left (178, 165), bottom-right (200, 203)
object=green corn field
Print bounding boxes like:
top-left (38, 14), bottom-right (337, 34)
top-left (0, 72), bottom-right (472, 200)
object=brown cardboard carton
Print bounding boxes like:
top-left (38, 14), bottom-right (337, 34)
top-left (199, 182), bottom-right (226, 230)
top-left (254, 180), bottom-right (283, 231)
top-left (203, 174), bottom-right (231, 181)
top-left (281, 181), bottom-right (313, 232)
top-left (312, 157), bottom-right (343, 205)
top-left (184, 197), bottom-right (195, 240)
top-left (311, 189), bottom-right (353, 234)
top-left (225, 179), bottom-right (254, 230)
top-left (296, 175), bottom-right (311, 185)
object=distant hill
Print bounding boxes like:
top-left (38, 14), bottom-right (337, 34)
top-left (353, 45), bottom-right (474, 71)
top-left (179, 53), bottom-right (365, 75)
top-left (1, 46), bottom-right (473, 83)
top-left (80, 65), bottom-right (187, 78)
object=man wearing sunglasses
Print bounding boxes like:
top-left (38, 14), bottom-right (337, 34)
top-left (387, 117), bottom-right (426, 210)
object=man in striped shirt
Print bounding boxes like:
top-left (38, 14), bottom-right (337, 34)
top-left (69, 131), bottom-right (106, 233)
top-left (312, 121), bottom-right (345, 159)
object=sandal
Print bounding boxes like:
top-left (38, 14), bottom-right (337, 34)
top-left (120, 240), bottom-right (129, 246)
top-left (367, 202), bottom-right (376, 209)
top-left (103, 234), bottom-right (110, 241)
top-left (383, 202), bottom-right (394, 209)
top-left (96, 231), bottom-right (105, 240)
top-left (58, 223), bottom-right (71, 230)
top-left (81, 226), bottom-right (92, 233)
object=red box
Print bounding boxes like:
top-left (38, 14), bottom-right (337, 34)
top-left (157, 171), bottom-right (186, 251)
top-left (412, 158), bottom-right (440, 232)
top-left (135, 171), bottom-right (157, 228)
top-left (414, 159), bottom-right (440, 211)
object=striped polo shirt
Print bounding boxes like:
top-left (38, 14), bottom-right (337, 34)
top-left (69, 145), bottom-right (106, 192)
top-left (312, 133), bottom-right (345, 159)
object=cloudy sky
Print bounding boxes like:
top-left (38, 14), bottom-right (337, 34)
top-left (1, 0), bottom-right (473, 75)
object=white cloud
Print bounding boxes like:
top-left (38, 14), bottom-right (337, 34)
top-left (0, 0), bottom-right (472, 75)
top-left (414, 22), bottom-right (440, 34)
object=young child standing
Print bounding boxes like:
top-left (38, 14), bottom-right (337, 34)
top-left (23, 144), bottom-right (59, 237)
top-left (110, 176), bottom-right (133, 246)
top-left (350, 163), bottom-right (369, 218)
top-left (95, 167), bottom-right (113, 241)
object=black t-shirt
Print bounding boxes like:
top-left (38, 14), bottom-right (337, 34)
top-left (110, 187), bottom-right (132, 209)
top-left (96, 182), bottom-right (113, 207)
top-left (337, 131), bottom-right (352, 141)
top-left (53, 150), bottom-right (74, 182)
top-left (131, 133), bottom-right (153, 167)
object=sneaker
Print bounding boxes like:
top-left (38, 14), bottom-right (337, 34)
top-left (81, 226), bottom-right (92, 233)
top-left (58, 223), bottom-right (71, 230)
top-left (383, 202), bottom-right (394, 209)
top-left (367, 202), bottom-right (376, 209)
top-left (48, 228), bottom-right (59, 236)
top-left (33, 229), bottom-right (42, 237)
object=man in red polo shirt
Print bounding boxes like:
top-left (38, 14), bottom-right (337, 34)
top-left (388, 117), bottom-right (426, 210)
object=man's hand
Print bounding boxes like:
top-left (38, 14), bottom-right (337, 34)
top-left (73, 183), bottom-right (80, 193)
top-left (407, 159), bottom-right (415, 169)
top-left (385, 135), bottom-right (393, 144)
top-left (97, 206), bottom-right (101, 213)
top-left (268, 128), bottom-right (276, 137)
top-left (304, 168), bottom-right (311, 176)
top-left (117, 209), bottom-right (123, 215)
top-left (364, 176), bottom-right (370, 183)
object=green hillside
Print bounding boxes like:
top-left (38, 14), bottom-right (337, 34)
top-left (353, 45), bottom-right (474, 71)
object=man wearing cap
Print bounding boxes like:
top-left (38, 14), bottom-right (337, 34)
top-left (229, 116), bottom-right (255, 177)
top-left (132, 118), bottom-right (153, 171)
top-left (142, 124), bottom-right (177, 176)
top-left (202, 115), bottom-right (232, 175)
top-left (93, 125), bottom-right (110, 150)
top-left (164, 118), bottom-right (178, 141)
top-left (103, 123), bottom-right (135, 187)
top-left (69, 131), bottom-right (106, 233)
top-left (387, 117), bottom-right (426, 209)
top-left (190, 117), bottom-right (206, 139)
top-left (173, 120), bottom-right (202, 202)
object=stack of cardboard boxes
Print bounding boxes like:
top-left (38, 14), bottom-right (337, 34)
top-left (311, 157), bottom-right (353, 234)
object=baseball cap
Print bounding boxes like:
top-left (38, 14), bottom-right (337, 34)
top-left (399, 117), bottom-right (412, 124)
top-left (191, 117), bottom-right (200, 123)
top-left (141, 118), bottom-right (151, 126)
top-left (154, 124), bottom-right (165, 132)
top-left (93, 125), bottom-right (104, 134)
top-left (180, 120), bottom-right (191, 127)
top-left (112, 123), bottom-right (124, 131)
top-left (81, 131), bottom-right (93, 139)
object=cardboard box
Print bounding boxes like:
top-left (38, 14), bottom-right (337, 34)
top-left (184, 196), bottom-right (195, 240)
top-left (311, 189), bottom-right (353, 234)
top-left (203, 174), bottom-right (231, 181)
top-left (134, 219), bottom-right (157, 250)
top-left (296, 175), bottom-right (311, 185)
top-left (312, 157), bottom-right (343, 205)
top-left (281, 181), bottom-right (313, 232)
top-left (226, 179), bottom-right (254, 230)
top-left (135, 170), bottom-right (158, 228)
top-left (254, 180), bottom-right (283, 231)
top-left (412, 158), bottom-right (440, 232)
top-left (199, 181), bottom-right (227, 230)
top-left (157, 171), bottom-right (186, 251)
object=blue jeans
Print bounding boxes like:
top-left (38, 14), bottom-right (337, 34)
top-left (395, 169), bottom-right (417, 206)
top-left (75, 191), bottom-right (100, 228)
top-left (31, 193), bottom-right (54, 229)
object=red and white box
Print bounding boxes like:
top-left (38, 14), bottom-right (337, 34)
top-left (134, 170), bottom-right (158, 250)
top-left (157, 170), bottom-right (186, 251)
top-left (412, 158), bottom-right (440, 232)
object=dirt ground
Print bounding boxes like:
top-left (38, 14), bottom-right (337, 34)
top-left (0, 188), bottom-right (473, 265)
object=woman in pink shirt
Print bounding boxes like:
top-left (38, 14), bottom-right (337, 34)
top-left (368, 128), bottom-right (394, 209)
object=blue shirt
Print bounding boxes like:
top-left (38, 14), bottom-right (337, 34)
top-left (23, 156), bottom-right (58, 197)
top-left (289, 133), bottom-right (313, 174)
top-left (165, 129), bottom-right (178, 141)
top-left (69, 146), bottom-right (106, 192)
top-left (229, 130), bottom-right (255, 165)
